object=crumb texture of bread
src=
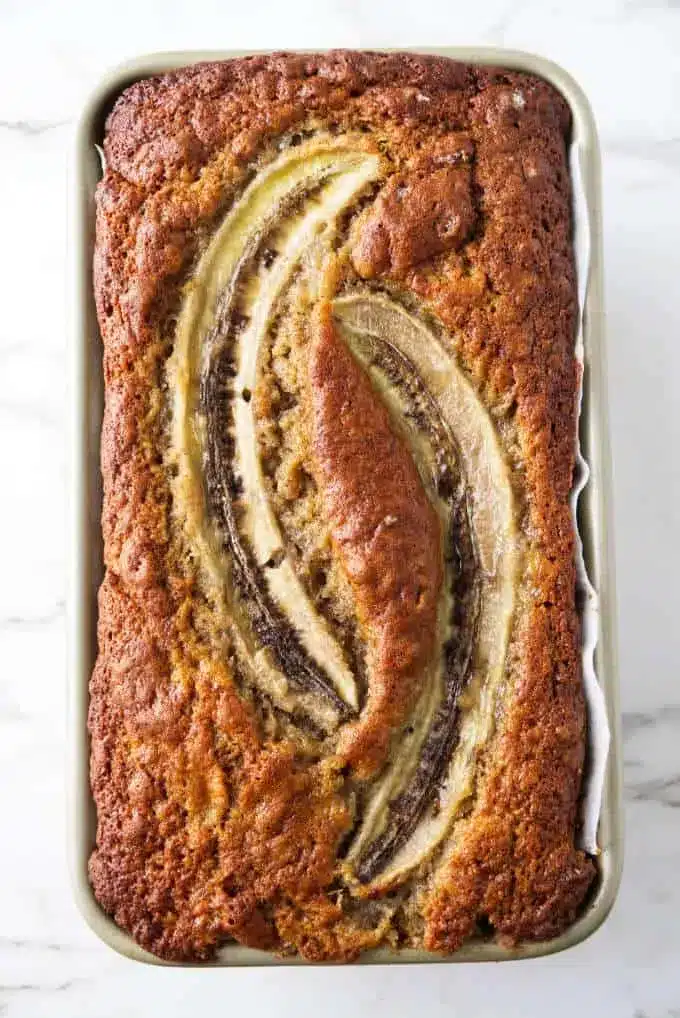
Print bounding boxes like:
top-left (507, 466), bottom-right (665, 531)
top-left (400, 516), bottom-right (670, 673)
top-left (90, 50), bottom-right (594, 962)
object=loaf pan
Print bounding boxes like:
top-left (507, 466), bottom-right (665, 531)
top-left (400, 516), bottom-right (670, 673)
top-left (69, 47), bottom-right (623, 965)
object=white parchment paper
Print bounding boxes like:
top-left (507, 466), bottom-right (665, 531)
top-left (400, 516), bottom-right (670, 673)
top-left (570, 145), bottom-right (610, 855)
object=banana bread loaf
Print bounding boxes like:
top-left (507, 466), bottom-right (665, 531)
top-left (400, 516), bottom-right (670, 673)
top-left (89, 50), bottom-right (595, 961)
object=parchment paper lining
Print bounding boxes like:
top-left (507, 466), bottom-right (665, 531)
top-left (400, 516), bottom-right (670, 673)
top-left (570, 144), bottom-right (610, 855)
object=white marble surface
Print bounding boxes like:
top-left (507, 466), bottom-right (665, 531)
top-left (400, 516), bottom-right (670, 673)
top-left (1, 0), bottom-right (679, 1014)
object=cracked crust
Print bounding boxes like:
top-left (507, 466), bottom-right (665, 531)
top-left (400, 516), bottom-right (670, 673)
top-left (90, 50), bottom-right (595, 962)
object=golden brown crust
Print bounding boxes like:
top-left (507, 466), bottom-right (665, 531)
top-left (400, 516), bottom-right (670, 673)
top-left (309, 303), bottom-right (442, 779)
top-left (90, 50), bottom-right (595, 962)
top-left (351, 135), bottom-right (476, 278)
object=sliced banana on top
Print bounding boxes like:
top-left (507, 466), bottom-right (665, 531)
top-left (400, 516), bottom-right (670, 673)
top-left (332, 293), bottom-right (521, 889)
top-left (168, 139), bottom-right (382, 725)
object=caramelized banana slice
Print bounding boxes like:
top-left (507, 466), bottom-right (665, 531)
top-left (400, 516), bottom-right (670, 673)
top-left (332, 293), bottom-right (521, 889)
top-left (310, 303), bottom-right (444, 779)
top-left (168, 140), bottom-right (381, 725)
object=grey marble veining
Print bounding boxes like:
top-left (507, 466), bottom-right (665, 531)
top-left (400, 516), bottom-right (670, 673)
top-left (605, 136), bottom-right (680, 170)
top-left (0, 120), bottom-right (70, 135)
top-left (0, 1), bottom-right (678, 1016)
top-left (0, 602), bottom-right (65, 631)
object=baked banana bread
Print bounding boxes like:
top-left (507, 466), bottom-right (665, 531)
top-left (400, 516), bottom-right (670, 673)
top-left (89, 50), bottom-right (596, 961)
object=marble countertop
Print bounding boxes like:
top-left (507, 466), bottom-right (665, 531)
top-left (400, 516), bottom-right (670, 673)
top-left (1, 0), bottom-right (679, 1014)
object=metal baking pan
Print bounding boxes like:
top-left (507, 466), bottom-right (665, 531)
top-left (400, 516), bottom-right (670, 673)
top-left (69, 47), bottom-right (623, 965)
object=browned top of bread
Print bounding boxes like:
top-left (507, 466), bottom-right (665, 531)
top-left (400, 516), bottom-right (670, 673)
top-left (90, 50), bottom-right (594, 962)
top-left (310, 302), bottom-right (443, 780)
